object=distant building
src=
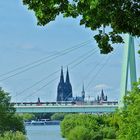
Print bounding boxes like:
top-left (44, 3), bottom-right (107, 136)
top-left (73, 84), bottom-right (85, 103)
top-left (96, 89), bottom-right (107, 103)
top-left (57, 67), bottom-right (85, 102)
top-left (37, 97), bottom-right (41, 103)
top-left (81, 84), bottom-right (85, 101)
top-left (57, 67), bottom-right (111, 104)
top-left (57, 67), bottom-right (73, 101)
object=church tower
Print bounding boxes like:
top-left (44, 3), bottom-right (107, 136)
top-left (64, 67), bottom-right (73, 101)
top-left (101, 89), bottom-right (105, 101)
top-left (57, 67), bottom-right (65, 101)
top-left (57, 67), bottom-right (73, 101)
top-left (99, 89), bottom-right (108, 102)
top-left (81, 84), bottom-right (85, 101)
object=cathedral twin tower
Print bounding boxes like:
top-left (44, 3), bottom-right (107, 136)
top-left (57, 67), bottom-right (73, 101)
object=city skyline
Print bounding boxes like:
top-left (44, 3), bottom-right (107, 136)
top-left (0, 1), bottom-right (139, 102)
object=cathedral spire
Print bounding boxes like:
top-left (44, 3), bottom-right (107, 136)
top-left (60, 66), bottom-right (64, 83)
top-left (82, 84), bottom-right (85, 94)
top-left (83, 84), bottom-right (85, 91)
top-left (66, 67), bottom-right (70, 83)
top-left (81, 83), bottom-right (85, 99)
top-left (57, 66), bottom-right (73, 101)
top-left (101, 89), bottom-right (105, 100)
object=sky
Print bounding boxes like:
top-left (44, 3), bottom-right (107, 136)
top-left (0, 1), bottom-right (139, 102)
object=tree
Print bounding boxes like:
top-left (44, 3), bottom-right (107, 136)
top-left (102, 126), bottom-right (116, 139)
top-left (33, 113), bottom-right (54, 120)
top-left (67, 126), bottom-right (90, 140)
top-left (60, 113), bottom-right (119, 140)
top-left (117, 79), bottom-right (140, 140)
top-left (60, 81), bottom-right (140, 140)
top-left (21, 113), bottom-right (35, 121)
top-left (0, 131), bottom-right (26, 140)
top-left (22, 0), bottom-right (140, 54)
top-left (60, 114), bottom-right (110, 140)
top-left (0, 88), bottom-right (25, 134)
top-left (51, 113), bottom-right (66, 121)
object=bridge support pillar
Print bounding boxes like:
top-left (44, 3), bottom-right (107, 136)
top-left (120, 34), bottom-right (137, 107)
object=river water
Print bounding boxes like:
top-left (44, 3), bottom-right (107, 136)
top-left (26, 125), bottom-right (65, 140)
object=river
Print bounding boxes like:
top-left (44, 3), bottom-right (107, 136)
top-left (26, 125), bottom-right (65, 140)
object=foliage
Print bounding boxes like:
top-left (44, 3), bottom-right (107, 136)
top-left (34, 113), bottom-right (54, 120)
top-left (0, 88), bottom-right (25, 134)
top-left (22, 0), bottom-right (140, 54)
top-left (0, 131), bottom-right (26, 140)
top-left (60, 80), bottom-right (140, 140)
top-left (60, 114), bottom-right (100, 138)
top-left (51, 113), bottom-right (67, 121)
top-left (67, 126), bottom-right (90, 140)
top-left (90, 130), bottom-right (103, 140)
top-left (102, 127), bottom-right (116, 139)
top-left (60, 113), bottom-right (118, 140)
top-left (21, 113), bottom-right (35, 121)
top-left (117, 79), bottom-right (140, 140)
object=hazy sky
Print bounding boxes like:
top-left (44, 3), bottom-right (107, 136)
top-left (0, 1), bottom-right (139, 102)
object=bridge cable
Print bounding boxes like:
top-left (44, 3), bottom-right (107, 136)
top-left (22, 77), bottom-right (58, 102)
top-left (21, 48), bottom-right (98, 101)
top-left (85, 45), bottom-right (121, 90)
top-left (15, 47), bottom-right (97, 99)
top-left (85, 55), bottom-right (111, 90)
top-left (0, 40), bottom-right (91, 78)
top-left (13, 48), bottom-right (97, 97)
top-left (74, 56), bottom-right (104, 91)
top-left (0, 41), bottom-right (92, 82)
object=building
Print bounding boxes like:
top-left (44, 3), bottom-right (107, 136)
top-left (73, 84), bottom-right (85, 102)
top-left (57, 67), bottom-right (73, 101)
top-left (97, 89), bottom-right (107, 103)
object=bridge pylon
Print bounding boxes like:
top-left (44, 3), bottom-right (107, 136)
top-left (119, 34), bottom-right (137, 107)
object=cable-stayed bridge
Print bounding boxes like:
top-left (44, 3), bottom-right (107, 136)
top-left (0, 35), bottom-right (139, 113)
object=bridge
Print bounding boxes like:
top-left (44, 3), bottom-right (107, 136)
top-left (15, 104), bottom-right (118, 113)
top-left (13, 35), bottom-right (137, 113)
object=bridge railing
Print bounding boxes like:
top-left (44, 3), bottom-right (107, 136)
top-left (12, 101), bottom-right (118, 107)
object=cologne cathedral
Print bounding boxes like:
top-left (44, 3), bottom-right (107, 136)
top-left (56, 67), bottom-right (108, 103)
top-left (57, 67), bottom-right (73, 101)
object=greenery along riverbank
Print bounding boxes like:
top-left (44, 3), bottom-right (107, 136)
top-left (60, 79), bottom-right (140, 140)
top-left (0, 88), bottom-right (26, 139)
top-left (0, 79), bottom-right (140, 140)
top-left (61, 114), bottom-right (117, 140)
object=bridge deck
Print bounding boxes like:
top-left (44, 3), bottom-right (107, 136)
top-left (15, 105), bottom-right (118, 113)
